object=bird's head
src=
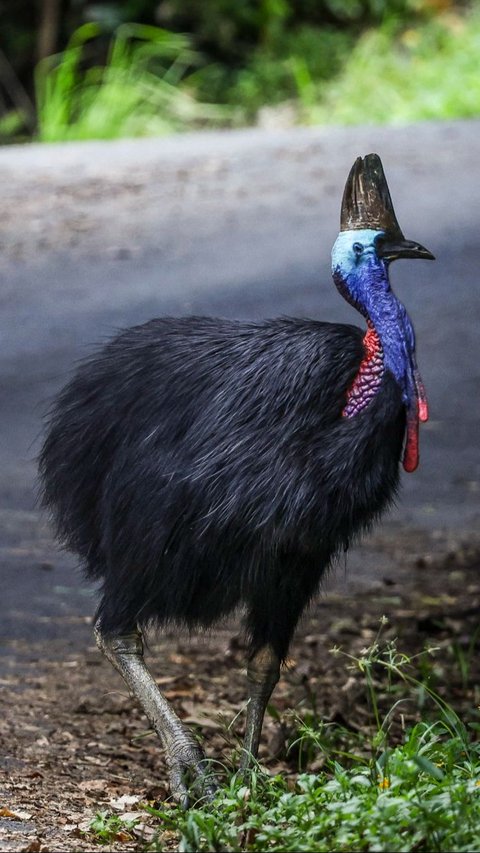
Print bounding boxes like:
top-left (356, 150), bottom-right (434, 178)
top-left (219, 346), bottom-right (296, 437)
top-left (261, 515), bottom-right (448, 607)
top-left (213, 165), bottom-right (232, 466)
top-left (331, 154), bottom-right (434, 311)
top-left (331, 154), bottom-right (435, 473)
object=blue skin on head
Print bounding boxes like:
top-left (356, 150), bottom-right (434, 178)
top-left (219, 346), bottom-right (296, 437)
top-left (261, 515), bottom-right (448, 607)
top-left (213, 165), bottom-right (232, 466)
top-left (331, 228), bottom-right (417, 410)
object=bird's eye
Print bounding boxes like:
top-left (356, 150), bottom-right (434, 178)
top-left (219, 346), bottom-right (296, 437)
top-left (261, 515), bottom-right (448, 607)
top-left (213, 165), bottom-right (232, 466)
top-left (353, 242), bottom-right (364, 256)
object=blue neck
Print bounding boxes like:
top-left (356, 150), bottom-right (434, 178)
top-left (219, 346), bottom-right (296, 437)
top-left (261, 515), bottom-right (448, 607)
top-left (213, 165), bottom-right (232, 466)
top-left (331, 230), bottom-right (417, 409)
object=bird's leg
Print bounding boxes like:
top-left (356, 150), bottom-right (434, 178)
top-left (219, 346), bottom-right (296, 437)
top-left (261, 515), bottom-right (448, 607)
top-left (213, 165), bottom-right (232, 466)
top-left (239, 645), bottom-right (280, 772)
top-left (94, 622), bottom-right (217, 808)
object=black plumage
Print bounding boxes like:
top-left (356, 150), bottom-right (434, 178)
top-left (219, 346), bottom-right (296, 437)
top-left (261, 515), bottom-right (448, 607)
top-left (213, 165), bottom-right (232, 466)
top-left (40, 316), bottom-right (405, 657)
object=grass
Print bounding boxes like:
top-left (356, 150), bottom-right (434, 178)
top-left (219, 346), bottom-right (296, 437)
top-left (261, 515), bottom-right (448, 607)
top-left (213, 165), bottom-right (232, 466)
top-left (35, 22), bottom-right (223, 142)
top-left (87, 620), bottom-right (480, 851)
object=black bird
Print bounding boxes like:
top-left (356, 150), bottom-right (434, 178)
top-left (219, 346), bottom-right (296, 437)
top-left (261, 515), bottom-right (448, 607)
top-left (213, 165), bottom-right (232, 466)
top-left (39, 154), bottom-right (434, 805)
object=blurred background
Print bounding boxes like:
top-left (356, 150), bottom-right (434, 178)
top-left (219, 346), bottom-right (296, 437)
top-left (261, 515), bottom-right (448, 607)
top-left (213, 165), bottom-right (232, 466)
top-left (1, 0), bottom-right (480, 143)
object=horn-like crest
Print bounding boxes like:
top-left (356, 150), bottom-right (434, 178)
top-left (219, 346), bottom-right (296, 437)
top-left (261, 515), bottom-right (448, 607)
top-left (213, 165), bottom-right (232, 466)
top-left (340, 153), bottom-right (404, 238)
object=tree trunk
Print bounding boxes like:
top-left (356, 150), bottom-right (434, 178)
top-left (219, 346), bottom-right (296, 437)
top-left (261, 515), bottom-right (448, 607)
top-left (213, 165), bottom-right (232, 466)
top-left (37, 0), bottom-right (62, 61)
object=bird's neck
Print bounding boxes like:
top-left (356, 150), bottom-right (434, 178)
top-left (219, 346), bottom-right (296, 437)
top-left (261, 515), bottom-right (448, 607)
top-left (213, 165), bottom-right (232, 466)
top-left (332, 262), bottom-right (428, 472)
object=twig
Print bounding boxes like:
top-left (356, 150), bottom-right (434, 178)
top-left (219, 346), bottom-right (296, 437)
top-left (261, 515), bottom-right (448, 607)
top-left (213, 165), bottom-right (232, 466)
top-left (37, 0), bottom-right (61, 61)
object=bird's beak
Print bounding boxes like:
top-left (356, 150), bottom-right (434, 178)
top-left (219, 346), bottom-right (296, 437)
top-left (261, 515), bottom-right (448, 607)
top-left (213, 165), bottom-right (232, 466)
top-left (376, 237), bottom-right (435, 262)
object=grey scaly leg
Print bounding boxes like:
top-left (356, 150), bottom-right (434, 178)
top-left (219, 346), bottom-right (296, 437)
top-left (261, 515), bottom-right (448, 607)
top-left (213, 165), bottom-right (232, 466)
top-left (94, 622), bottom-right (217, 807)
top-left (239, 645), bottom-right (280, 772)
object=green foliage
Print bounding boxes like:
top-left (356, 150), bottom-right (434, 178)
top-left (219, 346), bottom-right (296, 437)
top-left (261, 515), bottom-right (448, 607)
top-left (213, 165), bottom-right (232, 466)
top-left (145, 627), bottom-right (480, 852)
top-left (193, 25), bottom-right (353, 120)
top-left (303, 8), bottom-right (480, 125)
top-left (156, 0), bottom-right (434, 119)
top-left (158, 0), bottom-right (429, 63)
top-left (35, 23), bottom-right (223, 142)
top-left (146, 735), bottom-right (480, 851)
top-left (0, 109), bottom-right (26, 139)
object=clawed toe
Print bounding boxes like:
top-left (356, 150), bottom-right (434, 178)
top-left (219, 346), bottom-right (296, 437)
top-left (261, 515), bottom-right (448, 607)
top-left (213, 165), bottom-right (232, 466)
top-left (168, 750), bottom-right (218, 808)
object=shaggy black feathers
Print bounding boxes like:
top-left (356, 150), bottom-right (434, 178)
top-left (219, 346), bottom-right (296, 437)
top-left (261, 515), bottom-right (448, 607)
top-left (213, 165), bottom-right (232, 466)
top-left (39, 316), bottom-right (405, 660)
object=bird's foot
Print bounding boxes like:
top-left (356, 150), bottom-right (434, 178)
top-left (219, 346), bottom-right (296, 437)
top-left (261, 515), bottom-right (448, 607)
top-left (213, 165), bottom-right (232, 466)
top-left (166, 742), bottom-right (218, 809)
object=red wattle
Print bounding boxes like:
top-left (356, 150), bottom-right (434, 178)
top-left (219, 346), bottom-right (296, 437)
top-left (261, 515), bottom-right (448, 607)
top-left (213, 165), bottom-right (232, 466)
top-left (414, 369), bottom-right (429, 422)
top-left (342, 325), bottom-right (384, 417)
top-left (418, 398), bottom-right (429, 423)
top-left (403, 415), bottom-right (419, 472)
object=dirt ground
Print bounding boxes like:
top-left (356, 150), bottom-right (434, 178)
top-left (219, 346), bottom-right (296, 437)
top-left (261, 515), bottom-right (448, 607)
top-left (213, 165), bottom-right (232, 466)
top-left (1, 533), bottom-right (480, 853)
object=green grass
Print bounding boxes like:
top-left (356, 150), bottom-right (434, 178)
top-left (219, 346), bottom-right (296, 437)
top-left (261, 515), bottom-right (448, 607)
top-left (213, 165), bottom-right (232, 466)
top-left (133, 625), bottom-right (480, 852)
top-left (35, 22), bottom-right (223, 142)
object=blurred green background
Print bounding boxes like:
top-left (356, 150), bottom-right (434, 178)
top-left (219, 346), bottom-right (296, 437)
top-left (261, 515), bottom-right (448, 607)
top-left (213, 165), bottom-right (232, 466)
top-left (1, 0), bottom-right (479, 143)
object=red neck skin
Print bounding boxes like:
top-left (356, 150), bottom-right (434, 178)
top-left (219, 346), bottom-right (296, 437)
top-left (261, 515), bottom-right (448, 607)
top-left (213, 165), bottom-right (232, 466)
top-left (404, 369), bottom-right (429, 472)
top-left (342, 322), bottom-right (384, 418)
top-left (343, 323), bottom-right (429, 472)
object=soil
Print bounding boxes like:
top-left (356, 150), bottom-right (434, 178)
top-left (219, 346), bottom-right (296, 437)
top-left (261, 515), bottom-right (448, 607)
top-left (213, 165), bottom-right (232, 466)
top-left (1, 538), bottom-right (480, 853)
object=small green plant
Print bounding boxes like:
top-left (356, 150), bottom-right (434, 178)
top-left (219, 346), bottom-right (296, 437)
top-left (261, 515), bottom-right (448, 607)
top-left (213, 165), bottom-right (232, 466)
top-left (287, 713), bottom-right (368, 773)
top-left (89, 810), bottom-right (138, 844)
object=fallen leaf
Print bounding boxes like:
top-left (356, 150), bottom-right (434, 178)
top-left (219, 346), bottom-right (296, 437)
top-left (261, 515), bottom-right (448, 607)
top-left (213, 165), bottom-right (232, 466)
top-left (168, 653), bottom-right (193, 665)
top-left (24, 840), bottom-right (42, 852)
top-left (78, 779), bottom-right (109, 792)
top-left (116, 830), bottom-right (133, 842)
top-left (133, 823), bottom-right (157, 841)
top-left (118, 811), bottom-right (140, 822)
top-left (110, 794), bottom-right (141, 811)
top-left (0, 806), bottom-right (33, 820)
top-left (164, 690), bottom-right (196, 699)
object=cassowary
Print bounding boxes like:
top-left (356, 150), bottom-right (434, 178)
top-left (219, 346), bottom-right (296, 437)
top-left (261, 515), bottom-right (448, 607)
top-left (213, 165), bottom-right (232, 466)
top-left (39, 154), bottom-right (434, 805)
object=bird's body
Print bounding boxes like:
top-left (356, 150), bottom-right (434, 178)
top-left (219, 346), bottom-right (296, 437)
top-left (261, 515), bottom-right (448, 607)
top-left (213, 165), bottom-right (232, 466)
top-left (39, 154), bottom-right (433, 804)
top-left (41, 316), bottom-right (405, 659)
